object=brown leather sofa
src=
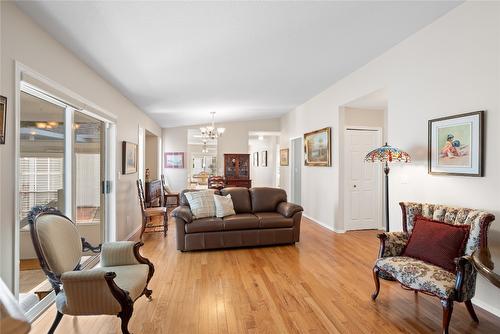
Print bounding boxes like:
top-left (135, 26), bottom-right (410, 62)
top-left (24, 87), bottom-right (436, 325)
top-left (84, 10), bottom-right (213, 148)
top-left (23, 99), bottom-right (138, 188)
top-left (172, 187), bottom-right (303, 251)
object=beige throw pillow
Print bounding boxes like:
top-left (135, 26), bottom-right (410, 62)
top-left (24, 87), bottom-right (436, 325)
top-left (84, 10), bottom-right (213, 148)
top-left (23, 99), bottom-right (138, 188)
top-left (214, 194), bottom-right (236, 218)
top-left (184, 190), bottom-right (216, 219)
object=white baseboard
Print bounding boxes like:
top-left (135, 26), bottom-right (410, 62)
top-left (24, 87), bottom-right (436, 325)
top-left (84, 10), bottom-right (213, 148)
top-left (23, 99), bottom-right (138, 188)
top-left (125, 225), bottom-right (142, 241)
top-left (472, 298), bottom-right (500, 318)
top-left (302, 213), bottom-right (345, 233)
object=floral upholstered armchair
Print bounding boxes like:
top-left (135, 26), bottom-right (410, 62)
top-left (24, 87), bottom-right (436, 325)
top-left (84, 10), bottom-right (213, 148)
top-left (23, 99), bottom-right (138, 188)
top-left (28, 206), bottom-right (155, 334)
top-left (371, 202), bottom-right (495, 334)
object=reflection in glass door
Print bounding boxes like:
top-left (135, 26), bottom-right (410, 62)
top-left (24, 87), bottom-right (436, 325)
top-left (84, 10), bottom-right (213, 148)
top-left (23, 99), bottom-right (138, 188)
top-left (17, 86), bottom-right (110, 320)
top-left (19, 91), bottom-right (67, 315)
top-left (74, 111), bottom-right (105, 247)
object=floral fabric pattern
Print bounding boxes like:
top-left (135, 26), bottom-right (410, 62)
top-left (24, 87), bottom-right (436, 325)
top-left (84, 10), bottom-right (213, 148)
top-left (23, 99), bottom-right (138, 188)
top-left (381, 232), bottom-right (409, 257)
top-left (376, 256), bottom-right (456, 299)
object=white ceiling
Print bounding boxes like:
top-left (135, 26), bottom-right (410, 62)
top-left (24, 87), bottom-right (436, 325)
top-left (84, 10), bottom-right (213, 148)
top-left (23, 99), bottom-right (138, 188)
top-left (16, 1), bottom-right (461, 128)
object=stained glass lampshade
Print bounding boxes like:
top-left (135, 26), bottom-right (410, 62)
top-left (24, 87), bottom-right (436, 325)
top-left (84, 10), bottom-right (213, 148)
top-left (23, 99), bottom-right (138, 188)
top-left (364, 143), bottom-right (410, 163)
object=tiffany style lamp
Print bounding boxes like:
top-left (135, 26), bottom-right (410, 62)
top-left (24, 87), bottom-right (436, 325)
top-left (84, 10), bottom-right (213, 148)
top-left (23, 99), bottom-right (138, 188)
top-left (365, 143), bottom-right (410, 232)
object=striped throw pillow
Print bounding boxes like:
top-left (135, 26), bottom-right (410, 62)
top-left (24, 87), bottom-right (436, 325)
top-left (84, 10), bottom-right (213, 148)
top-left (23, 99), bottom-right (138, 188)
top-left (214, 194), bottom-right (235, 218)
top-left (184, 190), bottom-right (216, 219)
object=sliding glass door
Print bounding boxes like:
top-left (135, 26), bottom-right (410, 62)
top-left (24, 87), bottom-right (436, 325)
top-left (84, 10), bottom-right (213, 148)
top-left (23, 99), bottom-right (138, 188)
top-left (18, 86), bottom-right (110, 320)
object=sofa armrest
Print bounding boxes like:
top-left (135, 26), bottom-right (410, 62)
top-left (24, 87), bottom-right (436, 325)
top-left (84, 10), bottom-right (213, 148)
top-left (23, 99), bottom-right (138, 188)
top-left (455, 255), bottom-right (477, 302)
top-left (101, 241), bottom-right (138, 267)
top-left (376, 231), bottom-right (409, 258)
top-left (171, 205), bottom-right (193, 223)
top-left (277, 202), bottom-right (303, 218)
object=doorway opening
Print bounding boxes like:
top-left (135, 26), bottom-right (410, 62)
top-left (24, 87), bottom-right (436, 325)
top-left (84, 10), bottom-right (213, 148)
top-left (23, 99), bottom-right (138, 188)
top-left (340, 89), bottom-right (387, 231)
top-left (145, 130), bottom-right (159, 181)
top-left (290, 137), bottom-right (302, 205)
top-left (248, 131), bottom-right (280, 188)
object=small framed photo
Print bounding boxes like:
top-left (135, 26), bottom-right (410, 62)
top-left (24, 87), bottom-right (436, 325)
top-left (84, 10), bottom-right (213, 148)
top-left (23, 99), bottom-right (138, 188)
top-left (253, 152), bottom-right (259, 166)
top-left (165, 152), bottom-right (185, 169)
top-left (0, 95), bottom-right (6, 144)
top-left (280, 148), bottom-right (289, 166)
top-left (304, 127), bottom-right (331, 167)
top-left (122, 141), bottom-right (138, 174)
top-left (261, 150), bottom-right (268, 167)
top-left (428, 111), bottom-right (484, 176)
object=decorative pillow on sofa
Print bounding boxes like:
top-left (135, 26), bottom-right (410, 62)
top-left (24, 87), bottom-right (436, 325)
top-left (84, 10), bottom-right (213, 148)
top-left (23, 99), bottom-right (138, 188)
top-left (214, 194), bottom-right (236, 218)
top-left (184, 190), bottom-right (216, 219)
top-left (403, 216), bottom-right (470, 272)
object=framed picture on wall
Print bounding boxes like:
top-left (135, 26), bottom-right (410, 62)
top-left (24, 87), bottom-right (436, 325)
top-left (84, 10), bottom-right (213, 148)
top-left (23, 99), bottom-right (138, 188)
top-left (122, 141), bottom-right (138, 174)
top-left (304, 127), bottom-right (331, 166)
top-left (261, 150), bottom-right (268, 167)
top-left (428, 111), bottom-right (484, 176)
top-left (280, 148), bottom-right (289, 166)
top-left (253, 152), bottom-right (259, 166)
top-left (165, 152), bottom-right (185, 169)
top-left (0, 95), bottom-right (6, 144)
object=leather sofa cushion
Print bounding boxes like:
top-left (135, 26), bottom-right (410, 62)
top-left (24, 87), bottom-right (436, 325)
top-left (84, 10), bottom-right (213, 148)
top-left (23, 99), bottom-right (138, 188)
top-left (250, 188), bottom-right (287, 213)
top-left (223, 214), bottom-right (259, 231)
top-left (220, 187), bottom-right (252, 214)
top-left (255, 212), bottom-right (294, 229)
top-left (185, 217), bottom-right (223, 233)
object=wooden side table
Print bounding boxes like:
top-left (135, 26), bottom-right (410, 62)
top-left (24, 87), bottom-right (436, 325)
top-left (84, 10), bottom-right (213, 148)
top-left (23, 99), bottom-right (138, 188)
top-left (472, 246), bottom-right (500, 288)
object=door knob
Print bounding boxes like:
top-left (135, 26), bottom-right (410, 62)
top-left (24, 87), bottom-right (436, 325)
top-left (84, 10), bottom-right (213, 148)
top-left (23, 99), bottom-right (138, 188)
top-left (353, 185), bottom-right (357, 188)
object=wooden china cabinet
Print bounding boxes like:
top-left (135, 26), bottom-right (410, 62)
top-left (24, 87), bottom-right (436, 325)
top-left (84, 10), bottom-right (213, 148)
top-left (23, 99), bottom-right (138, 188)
top-left (223, 154), bottom-right (252, 188)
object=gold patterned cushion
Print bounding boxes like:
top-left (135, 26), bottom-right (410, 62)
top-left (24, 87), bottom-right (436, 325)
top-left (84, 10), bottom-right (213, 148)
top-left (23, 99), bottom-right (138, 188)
top-left (376, 256), bottom-right (456, 299)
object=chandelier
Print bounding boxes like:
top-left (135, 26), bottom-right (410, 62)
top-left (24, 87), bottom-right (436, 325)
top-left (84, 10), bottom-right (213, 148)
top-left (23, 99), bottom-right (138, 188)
top-left (200, 112), bottom-right (225, 139)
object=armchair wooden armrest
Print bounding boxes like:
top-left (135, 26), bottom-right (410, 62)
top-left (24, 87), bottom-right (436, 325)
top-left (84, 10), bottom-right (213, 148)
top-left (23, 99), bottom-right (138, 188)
top-left (376, 231), bottom-right (409, 258)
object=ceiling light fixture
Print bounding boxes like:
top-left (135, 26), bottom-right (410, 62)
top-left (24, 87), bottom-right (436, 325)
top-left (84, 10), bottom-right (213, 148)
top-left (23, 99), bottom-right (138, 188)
top-left (200, 112), bottom-right (225, 140)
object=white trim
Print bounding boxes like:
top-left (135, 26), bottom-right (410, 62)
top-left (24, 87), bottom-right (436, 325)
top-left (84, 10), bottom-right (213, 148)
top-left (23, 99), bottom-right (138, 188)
top-left (125, 225), bottom-right (142, 241)
top-left (302, 213), bottom-right (346, 233)
top-left (342, 126), bottom-right (384, 231)
top-left (472, 298), bottom-right (500, 318)
top-left (15, 61), bottom-right (117, 120)
top-left (64, 106), bottom-right (74, 219)
top-left (14, 63), bottom-right (22, 298)
top-left (289, 136), bottom-right (302, 205)
top-left (105, 123), bottom-right (117, 242)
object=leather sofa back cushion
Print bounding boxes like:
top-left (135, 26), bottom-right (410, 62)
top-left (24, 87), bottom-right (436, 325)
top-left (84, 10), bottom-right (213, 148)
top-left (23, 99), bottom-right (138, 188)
top-left (220, 188), bottom-right (252, 213)
top-left (403, 216), bottom-right (470, 272)
top-left (249, 187), bottom-right (286, 213)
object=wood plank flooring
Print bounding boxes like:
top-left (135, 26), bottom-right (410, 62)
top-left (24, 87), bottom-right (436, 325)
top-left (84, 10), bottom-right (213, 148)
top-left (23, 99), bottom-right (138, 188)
top-left (30, 217), bottom-right (500, 333)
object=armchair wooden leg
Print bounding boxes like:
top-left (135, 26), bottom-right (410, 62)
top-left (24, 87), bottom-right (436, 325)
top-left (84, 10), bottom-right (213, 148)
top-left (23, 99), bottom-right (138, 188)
top-left (464, 300), bottom-right (479, 323)
top-left (441, 299), bottom-right (454, 334)
top-left (118, 303), bottom-right (133, 334)
top-left (371, 267), bottom-right (381, 300)
top-left (144, 287), bottom-right (153, 301)
top-left (48, 311), bottom-right (63, 334)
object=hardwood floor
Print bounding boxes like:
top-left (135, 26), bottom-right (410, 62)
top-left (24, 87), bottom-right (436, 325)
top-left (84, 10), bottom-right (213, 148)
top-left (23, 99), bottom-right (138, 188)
top-left (30, 217), bottom-right (500, 333)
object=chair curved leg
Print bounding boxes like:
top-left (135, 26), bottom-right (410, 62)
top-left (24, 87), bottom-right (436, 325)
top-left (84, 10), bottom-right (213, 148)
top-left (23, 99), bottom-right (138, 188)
top-left (144, 287), bottom-right (153, 301)
top-left (118, 303), bottom-right (133, 334)
top-left (441, 299), bottom-right (454, 334)
top-left (48, 311), bottom-right (64, 334)
top-left (464, 300), bottom-right (479, 323)
top-left (163, 214), bottom-right (168, 237)
top-left (371, 267), bottom-right (380, 300)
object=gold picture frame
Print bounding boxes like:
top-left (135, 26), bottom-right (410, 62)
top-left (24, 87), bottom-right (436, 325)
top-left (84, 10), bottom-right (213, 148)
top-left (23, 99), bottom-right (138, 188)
top-left (280, 148), bottom-right (289, 166)
top-left (304, 127), bottom-right (331, 167)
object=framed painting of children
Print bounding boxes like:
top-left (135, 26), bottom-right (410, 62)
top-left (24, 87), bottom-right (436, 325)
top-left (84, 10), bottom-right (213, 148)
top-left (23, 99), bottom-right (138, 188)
top-left (428, 111), bottom-right (484, 176)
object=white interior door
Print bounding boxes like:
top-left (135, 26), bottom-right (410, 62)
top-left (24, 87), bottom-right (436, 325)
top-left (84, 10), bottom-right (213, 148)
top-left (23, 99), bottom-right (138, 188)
top-left (344, 129), bottom-right (382, 230)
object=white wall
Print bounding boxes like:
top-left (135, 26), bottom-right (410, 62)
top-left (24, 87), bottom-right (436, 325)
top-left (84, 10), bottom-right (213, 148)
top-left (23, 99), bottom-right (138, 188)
top-left (162, 118), bottom-right (280, 192)
top-left (0, 2), bottom-right (161, 290)
top-left (280, 1), bottom-right (500, 314)
top-left (249, 136), bottom-right (278, 187)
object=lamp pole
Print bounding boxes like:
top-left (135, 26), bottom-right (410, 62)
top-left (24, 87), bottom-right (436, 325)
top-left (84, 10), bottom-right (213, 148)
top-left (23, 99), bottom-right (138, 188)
top-left (384, 161), bottom-right (390, 232)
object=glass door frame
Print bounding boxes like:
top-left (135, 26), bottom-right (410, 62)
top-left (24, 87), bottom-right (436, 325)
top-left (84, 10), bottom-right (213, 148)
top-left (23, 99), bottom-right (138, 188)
top-left (14, 63), bottom-right (117, 321)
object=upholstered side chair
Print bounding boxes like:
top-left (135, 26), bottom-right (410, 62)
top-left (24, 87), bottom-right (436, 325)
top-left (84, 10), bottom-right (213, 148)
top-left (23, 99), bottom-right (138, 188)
top-left (28, 206), bottom-right (155, 334)
top-left (371, 202), bottom-right (495, 334)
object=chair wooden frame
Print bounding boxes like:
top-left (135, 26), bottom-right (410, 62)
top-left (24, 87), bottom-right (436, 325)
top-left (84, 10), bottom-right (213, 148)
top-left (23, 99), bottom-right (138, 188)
top-left (160, 174), bottom-right (179, 208)
top-left (137, 179), bottom-right (168, 238)
top-left (28, 206), bottom-right (155, 334)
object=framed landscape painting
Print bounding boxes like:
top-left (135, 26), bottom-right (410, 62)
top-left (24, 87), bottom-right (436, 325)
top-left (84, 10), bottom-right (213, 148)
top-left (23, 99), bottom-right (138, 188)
top-left (122, 141), bottom-right (138, 174)
top-left (304, 127), bottom-right (331, 166)
top-left (165, 152), bottom-right (185, 169)
top-left (280, 148), bottom-right (289, 166)
top-left (428, 111), bottom-right (484, 176)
